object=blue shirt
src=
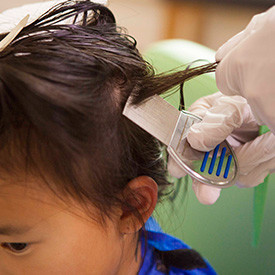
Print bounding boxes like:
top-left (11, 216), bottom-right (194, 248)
top-left (138, 217), bottom-right (217, 275)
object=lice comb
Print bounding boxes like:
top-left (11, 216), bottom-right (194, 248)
top-left (123, 95), bottom-right (239, 188)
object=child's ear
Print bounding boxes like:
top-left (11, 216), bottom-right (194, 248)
top-left (118, 176), bottom-right (158, 234)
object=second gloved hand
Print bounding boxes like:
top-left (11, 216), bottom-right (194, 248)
top-left (215, 5), bottom-right (275, 133)
top-left (167, 92), bottom-right (275, 205)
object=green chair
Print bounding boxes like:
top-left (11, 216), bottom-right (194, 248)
top-left (143, 39), bottom-right (275, 275)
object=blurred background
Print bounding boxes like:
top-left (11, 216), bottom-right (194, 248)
top-left (0, 1), bottom-right (274, 275)
top-left (1, 0), bottom-right (274, 51)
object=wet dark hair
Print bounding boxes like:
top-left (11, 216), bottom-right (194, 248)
top-left (0, 0), bottom-right (217, 272)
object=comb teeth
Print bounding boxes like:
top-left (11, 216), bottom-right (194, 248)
top-left (200, 145), bottom-right (233, 179)
top-left (216, 147), bottom-right (226, 176)
top-left (208, 145), bottom-right (220, 174)
top-left (200, 151), bottom-right (209, 173)
top-left (224, 155), bottom-right (233, 179)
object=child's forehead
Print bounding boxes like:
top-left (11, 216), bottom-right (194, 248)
top-left (0, 179), bottom-right (68, 215)
top-left (0, 184), bottom-right (62, 233)
top-left (0, 180), bottom-right (99, 226)
top-left (0, 181), bottom-right (94, 236)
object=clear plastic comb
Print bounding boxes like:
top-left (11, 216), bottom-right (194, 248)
top-left (168, 110), bottom-right (238, 188)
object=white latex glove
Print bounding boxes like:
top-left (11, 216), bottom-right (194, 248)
top-left (0, 0), bottom-right (108, 33)
top-left (215, 5), bottom-right (275, 134)
top-left (167, 92), bottom-right (275, 205)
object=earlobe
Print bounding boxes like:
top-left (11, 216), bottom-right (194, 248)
top-left (118, 176), bottom-right (158, 234)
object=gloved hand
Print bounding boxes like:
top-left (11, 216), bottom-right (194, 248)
top-left (0, 0), bottom-right (108, 33)
top-left (167, 92), bottom-right (275, 205)
top-left (215, 5), bottom-right (275, 134)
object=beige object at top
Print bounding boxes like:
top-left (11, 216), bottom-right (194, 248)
top-left (0, 14), bottom-right (29, 52)
top-left (0, 0), bottom-right (108, 33)
top-left (215, 5), bottom-right (275, 134)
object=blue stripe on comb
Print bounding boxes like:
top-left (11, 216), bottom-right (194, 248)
top-left (216, 147), bottom-right (226, 176)
top-left (200, 151), bottom-right (210, 172)
top-left (208, 144), bottom-right (220, 174)
top-left (224, 155), bottom-right (232, 178)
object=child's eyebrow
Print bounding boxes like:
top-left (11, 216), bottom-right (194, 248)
top-left (0, 225), bottom-right (32, 236)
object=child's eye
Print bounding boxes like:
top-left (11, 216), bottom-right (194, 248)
top-left (1, 242), bottom-right (29, 254)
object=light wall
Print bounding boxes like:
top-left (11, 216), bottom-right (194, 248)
top-left (108, 0), bottom-right (264, 51)
top-left (0, 0), bottom-right (267, 51)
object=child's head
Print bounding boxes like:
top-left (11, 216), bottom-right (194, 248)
top-left (0, 1), bottom-right (216, 273)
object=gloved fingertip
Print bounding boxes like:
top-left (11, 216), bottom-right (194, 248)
top-left (198, 193), bottom-right (221, 205)
top-left (236, 168), bottom-right (271, 188)
top-left (215, 30), bottom-right (246, 62)
top-left (192, 181), bottom-right (221, 205)
top-left (215, 47), bottom-right (224, 62)
top-left (167, 155), bottom-right (187, 178)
